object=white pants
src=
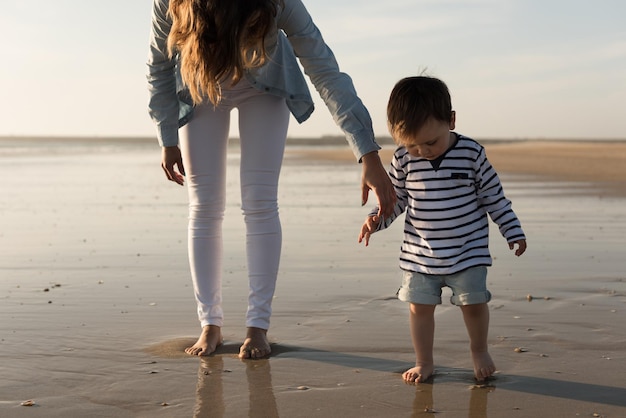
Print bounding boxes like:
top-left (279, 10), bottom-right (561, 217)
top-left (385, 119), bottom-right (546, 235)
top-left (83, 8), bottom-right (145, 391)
top-left (179, 80), bottom-right (290, 330)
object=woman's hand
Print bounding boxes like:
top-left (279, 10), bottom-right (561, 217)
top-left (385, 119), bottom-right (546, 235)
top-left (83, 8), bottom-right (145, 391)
top-left (360, 151), bottom-right (395, 218)
top-left (161, 146), bottom-right (186, 185)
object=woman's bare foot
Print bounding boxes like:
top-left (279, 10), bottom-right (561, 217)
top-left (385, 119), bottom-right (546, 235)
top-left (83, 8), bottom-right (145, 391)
top-left (238, 327), bottom-right (271, 359)
top-left (472, 351), bottom-right (496, 381)
top-left (402, 362), bottom-right (434, 383)
top-left (185, 325), bottom-right (223, 356)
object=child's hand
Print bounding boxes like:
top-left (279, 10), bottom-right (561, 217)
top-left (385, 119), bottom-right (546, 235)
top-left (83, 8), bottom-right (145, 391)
top-left (358, 215), bottom-right (381, 246)
top-left (509, 239), bottom-right (527, 256)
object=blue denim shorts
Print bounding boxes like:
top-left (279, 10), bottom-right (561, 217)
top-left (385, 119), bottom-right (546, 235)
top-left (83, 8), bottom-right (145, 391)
top-left (397, 266), bottom-right (491, 306)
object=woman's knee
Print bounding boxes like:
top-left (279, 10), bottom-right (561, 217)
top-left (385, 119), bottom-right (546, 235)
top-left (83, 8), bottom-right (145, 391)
top-left (240, 182), bottom-right (279, 219)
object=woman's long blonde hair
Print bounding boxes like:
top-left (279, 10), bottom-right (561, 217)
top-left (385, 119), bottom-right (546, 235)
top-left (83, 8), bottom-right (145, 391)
top-left (167, 0), bottom-right (281, 105)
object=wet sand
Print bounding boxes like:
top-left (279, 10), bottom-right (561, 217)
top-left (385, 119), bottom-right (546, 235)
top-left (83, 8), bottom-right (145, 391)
top-left (1, 138), bottom-right (625, 417)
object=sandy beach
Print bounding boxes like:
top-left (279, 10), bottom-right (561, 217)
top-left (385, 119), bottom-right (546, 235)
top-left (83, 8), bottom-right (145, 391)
top-left (1, 138), bottom-right (625, 417)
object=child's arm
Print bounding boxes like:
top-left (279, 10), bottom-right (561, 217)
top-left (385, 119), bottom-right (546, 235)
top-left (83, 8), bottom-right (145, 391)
top-left (358, 215), bottom-right (382, 246)
top-left (474, 147), bottom-right (527, 254)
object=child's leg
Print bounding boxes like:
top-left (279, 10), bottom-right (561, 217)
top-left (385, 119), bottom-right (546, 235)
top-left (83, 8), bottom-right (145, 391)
top-left (459, 303), bottom-right (496, 381)
top-left (403, 303), bottom-right (436, 383)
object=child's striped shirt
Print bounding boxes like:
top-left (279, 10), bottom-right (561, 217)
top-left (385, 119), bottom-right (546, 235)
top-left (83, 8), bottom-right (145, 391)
top-left (371, 134), bottom-right (526, 274)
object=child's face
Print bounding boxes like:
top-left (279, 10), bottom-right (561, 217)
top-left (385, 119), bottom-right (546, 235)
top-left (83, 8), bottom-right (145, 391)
top-left (400, 114), bottom-right (456, 160)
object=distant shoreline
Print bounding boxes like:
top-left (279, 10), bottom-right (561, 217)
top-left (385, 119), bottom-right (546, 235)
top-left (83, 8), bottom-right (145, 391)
top-left (1, 135), bottom-right (625, 147)
top-left (286, 139), bottom-right (626, 197)
top-left (4, 135), bottom-right (626, 196)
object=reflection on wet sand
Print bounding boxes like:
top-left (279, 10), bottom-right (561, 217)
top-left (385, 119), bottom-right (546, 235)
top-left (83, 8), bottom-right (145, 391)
top-left (192, 351), bottom-right (496, 417)
top-left (194, 356), bottom-right (279, 418)
top-left (246, 360), bottom-right (279, 418)
top-left (410, 380), bottom-right (494, 418)
top-left (147, 339), bottom-right (626, 416)
top-left (194, 357), bottom-right (225, 418)
top-left (467, 385), bottom-right (494, 418)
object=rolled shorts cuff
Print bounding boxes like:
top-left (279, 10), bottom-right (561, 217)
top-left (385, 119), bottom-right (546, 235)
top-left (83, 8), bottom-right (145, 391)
top-left (450, 290), bottom-right (492, 306)
top-left (397, 266), bottom-right (489, 306)
top-left (397, 287), bottom-right (442, 305)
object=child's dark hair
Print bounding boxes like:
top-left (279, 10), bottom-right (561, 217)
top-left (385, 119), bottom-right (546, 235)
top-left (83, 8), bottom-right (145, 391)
top-left (387, 76), bottom-right (453, 143)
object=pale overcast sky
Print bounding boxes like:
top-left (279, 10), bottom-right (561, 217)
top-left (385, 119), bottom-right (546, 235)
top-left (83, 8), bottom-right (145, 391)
top-left (1, 0), bottom-right (625, 140)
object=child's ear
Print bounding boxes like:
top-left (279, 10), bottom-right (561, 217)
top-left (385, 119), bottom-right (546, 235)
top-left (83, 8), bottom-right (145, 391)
top-left (449, 111), bottom-right (456, 130)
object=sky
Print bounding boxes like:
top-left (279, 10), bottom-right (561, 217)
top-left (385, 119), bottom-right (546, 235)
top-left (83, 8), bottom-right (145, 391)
top-left (1, 0), bottom-right (625, 140)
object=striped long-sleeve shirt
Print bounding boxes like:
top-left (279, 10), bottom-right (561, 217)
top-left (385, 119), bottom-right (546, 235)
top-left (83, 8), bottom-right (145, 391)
top-left (371, 134), bottom-right (526, 274)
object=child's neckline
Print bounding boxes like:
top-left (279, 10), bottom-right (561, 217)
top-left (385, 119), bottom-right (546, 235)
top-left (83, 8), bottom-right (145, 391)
top-left (429, 132), bottom-right (458, 170)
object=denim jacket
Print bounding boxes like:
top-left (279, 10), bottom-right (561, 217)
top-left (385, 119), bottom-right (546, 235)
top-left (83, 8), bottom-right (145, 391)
top-left (146, 0), bottom-right (380, 160)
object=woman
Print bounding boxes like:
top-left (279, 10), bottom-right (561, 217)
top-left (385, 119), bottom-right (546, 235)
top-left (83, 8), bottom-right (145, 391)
top-left (147, 0), bottom-right (395, 358)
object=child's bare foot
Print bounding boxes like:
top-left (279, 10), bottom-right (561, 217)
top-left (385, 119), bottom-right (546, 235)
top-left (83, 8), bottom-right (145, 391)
top-left (185, 325), bottom-right (223, 356)
top-left (238, 327), bottom-right (271, 359)
top-left (402, 362), bottom-right (434, 383)
top-left (472, 351), bottom-right (496, 381)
